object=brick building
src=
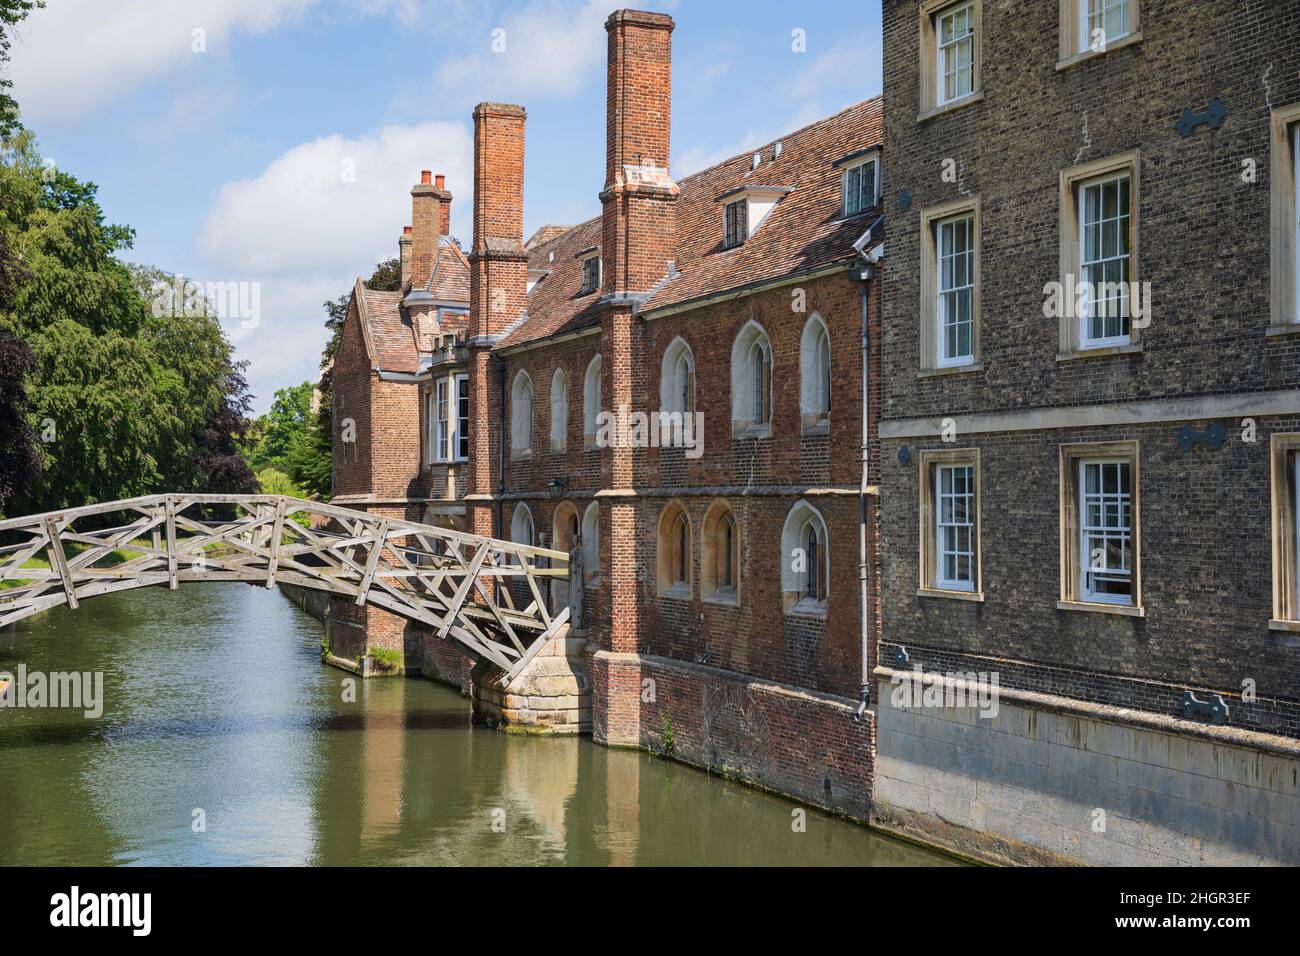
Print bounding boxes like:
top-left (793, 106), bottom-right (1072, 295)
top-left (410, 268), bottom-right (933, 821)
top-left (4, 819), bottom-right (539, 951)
top-left (328, 170), bottom-right (472, 677)
top-left (873, 0), bottom-right (1300, 864)
top-left (329, 9), bottom-right (885, 817)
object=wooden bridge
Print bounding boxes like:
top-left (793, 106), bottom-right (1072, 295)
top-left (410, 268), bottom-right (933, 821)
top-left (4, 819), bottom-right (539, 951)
top-left (0, 495), bottom-right (569, 677)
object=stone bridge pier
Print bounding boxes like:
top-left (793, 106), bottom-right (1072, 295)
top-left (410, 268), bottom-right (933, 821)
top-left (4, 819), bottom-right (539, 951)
top-left (472, 627), bottom-right (592, 735)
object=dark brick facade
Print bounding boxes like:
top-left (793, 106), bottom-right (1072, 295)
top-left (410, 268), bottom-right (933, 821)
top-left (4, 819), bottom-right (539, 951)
top-left (880, 0), bottom-right (1300, 736)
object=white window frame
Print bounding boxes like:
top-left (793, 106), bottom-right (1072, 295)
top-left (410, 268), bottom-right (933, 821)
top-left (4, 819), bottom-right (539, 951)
top-left (550, 368), bottom-right (568, 452)
top-left (936, 213), bottom-right (975, 367)
top-left (583, 354), bottom-right (602, 446)
top-left (434, 377), bottom-right (450, 462)
top-left (1077, 171), bottom-right (1132, 350)
top-left (1077, 457), bottom-right (1133, 605)
top-left (799, 314), bottom-right (831, 431)
top-left (1271, 435), bottom-right (1300, 626)
top-left (1080, 0), bottom-right (1131, 53)
top-left (454, 373), bottom-right (469, 461)
top-left (842, 157), bottom-right (878, 217)
top-left (660, 337), bottom-right (695, 417)
top-left (936, 2), bottom-right (975, 107)
top-left (730, 321), bottom-right (773, 436)
top-left (934, 463), bottom-right (976, 591)
top-left (510, 370), bottom-right (533, 456)
top-left (780, 500), bottom-right (829, 615)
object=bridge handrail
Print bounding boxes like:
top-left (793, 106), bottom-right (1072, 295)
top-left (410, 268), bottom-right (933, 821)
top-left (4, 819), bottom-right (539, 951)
top-left (0, 494), bottom-right (568, 564)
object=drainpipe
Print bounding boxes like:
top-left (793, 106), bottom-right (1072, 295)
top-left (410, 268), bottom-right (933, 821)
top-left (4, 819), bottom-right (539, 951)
top-left (857, 274), bottom-right (872, 709)
top-left (853, 222), bottom-right (884, 712)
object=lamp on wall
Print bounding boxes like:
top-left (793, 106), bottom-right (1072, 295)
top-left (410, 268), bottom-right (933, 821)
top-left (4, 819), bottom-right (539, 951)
top-left (547, 478), bottom-right (567, 499)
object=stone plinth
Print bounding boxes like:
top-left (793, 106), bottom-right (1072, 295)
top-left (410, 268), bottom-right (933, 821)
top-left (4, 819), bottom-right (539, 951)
top-left (472, 629), bottom-right (591, 735)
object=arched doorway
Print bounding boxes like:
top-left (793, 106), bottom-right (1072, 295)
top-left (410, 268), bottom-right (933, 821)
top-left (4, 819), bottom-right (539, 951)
top-left (551, 501), bottom-right (581, 622)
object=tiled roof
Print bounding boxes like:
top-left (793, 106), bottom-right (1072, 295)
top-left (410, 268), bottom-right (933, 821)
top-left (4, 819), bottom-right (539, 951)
top-left (427, 238), bottom-right (471, 301)
top-left (357, 287), bottom-right (419, 373)
top-left (526, 225), bottom-right (572, 250)
top-left (496, 96), bottom-right (883, 350)
top-left (354, 237), bottom-right (472, 373)
top-left (496, 216), bottom-right (604, 350)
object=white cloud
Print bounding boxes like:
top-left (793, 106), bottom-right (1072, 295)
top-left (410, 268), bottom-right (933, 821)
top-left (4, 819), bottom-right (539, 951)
top-left (674, 34), bottom-right (880, 178)
top-left (7, 0), bottom-right (321, 123)
top-left (200, 121), bottom-right (471, 276)
top-left (786, 34), bottom-right (882, 103)
top-left (428, 0), bottom-right (611, 106)
top-left (199, 121), bottom-right (472, 409)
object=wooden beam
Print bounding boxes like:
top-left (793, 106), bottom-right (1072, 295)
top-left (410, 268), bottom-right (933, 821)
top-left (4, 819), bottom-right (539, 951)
top-left (265, 498), bottom-right (287, 588)
top-left (437, 542), bottom-right (490, 639)
top-left (41, 516), bottom-right (78, 609)
top-left (164, 497), bottom-right (178, 590)
top-left (354, 520), bottom-right (389, 607)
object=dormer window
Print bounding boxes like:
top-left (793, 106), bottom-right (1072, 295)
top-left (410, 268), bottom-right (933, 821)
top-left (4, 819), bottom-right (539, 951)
top-left (843, 158), bottom-right (878, 216)
top-left (724, 199), bottom-right (747, 249)
top-left (718, 185), bottom-right (791, 250)
top-left (580, 253), bottom-right (601, 295)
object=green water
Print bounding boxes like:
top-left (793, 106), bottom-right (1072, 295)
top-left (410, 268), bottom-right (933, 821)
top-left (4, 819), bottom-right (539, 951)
top-left (0, 584), bottom-right (956, 866)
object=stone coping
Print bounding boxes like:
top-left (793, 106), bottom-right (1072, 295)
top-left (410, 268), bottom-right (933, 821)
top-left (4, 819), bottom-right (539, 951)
top-left (872, 665), bottom-right (1300, 758)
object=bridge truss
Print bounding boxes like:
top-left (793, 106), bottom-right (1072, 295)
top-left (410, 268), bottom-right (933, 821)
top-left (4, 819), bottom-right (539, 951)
top-left (0, 495), bottom-right (569, 676)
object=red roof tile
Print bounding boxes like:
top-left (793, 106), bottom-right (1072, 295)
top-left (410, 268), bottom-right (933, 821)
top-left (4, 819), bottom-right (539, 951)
top-left (358, 287), bottom-right (419, 373)
top-left (496, 97), bottom-right (883, 350)
top-left (496, 217), bottom-right (604, 349)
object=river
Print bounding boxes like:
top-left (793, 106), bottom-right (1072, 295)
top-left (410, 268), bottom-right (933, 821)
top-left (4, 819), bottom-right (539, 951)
top-left (0, 583), bottom-right (956, 866)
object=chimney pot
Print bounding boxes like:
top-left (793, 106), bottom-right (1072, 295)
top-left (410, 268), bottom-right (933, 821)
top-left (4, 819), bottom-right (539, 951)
top-left (435, 173), bottom-right (446, 189)
top-left (403, 225), bottom-right (413, 235)
top-left (420, 170), bottom-right (432, 185)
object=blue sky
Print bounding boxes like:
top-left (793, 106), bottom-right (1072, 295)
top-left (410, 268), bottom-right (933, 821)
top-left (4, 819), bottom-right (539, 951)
top-left (7, 0), bottom-right (882, 412)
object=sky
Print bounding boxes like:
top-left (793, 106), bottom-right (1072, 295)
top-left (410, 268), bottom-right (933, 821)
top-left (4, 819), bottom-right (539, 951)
top-left (6, 0), bottom-right (883, 413)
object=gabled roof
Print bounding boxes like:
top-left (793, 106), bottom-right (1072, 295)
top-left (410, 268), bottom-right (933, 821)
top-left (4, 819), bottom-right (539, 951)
top-left (426, 238), bottom-right (471, 302)
top-left (526, 225), bottom-right (572, 251)
top-left (496, 96), bottom-right (883, 351)
top-left (355, 283), bottom-right (418, 373)
top-left (351, 236), bottom-right (472, 374)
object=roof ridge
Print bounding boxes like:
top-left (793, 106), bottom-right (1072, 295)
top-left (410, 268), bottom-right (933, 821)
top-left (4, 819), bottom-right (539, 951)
top-left (675, 95), bottom-right (882, 188)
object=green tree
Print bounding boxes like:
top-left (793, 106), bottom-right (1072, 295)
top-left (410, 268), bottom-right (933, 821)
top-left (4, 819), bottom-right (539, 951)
top-left (0, 328), bottom-right (39, 511)
top-left (285, 421), bottom-right (331, 497)
top-left (255, 467), bottom-right (301, 497)
top-left (0, 132), bottom-right (255, 511)
top-left (247, 381), bottom-right (313, 472)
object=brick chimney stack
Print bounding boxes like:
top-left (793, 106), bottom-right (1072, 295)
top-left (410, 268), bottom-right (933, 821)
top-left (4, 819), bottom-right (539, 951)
top-left (399, 225), bottom-right (413, 286)
top-left (469, 103), bottom-right (528, 339)
top-left (465, 103), bottom-right (528, 534)
top-left (410, 169), bottom-right (453, 286)
top-left (601, 9), bottom-right (677, 298)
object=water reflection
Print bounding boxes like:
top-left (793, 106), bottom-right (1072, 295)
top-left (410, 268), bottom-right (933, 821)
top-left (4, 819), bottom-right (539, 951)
top-left (0, 584), bottom-right (957, 867)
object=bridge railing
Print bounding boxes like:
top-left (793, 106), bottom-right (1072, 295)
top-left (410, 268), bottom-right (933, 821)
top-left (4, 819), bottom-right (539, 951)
top-left (0, 495), bottom-right (570, 675)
